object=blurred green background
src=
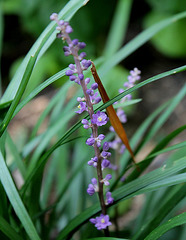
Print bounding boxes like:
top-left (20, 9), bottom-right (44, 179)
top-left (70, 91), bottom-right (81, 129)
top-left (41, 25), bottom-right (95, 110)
top-left (1, 0), bottom-right (186, 129)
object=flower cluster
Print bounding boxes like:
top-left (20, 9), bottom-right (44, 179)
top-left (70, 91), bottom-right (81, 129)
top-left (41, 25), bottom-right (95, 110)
top-left (50, 14), bottom-right (113, 231)
top-left (109, 68), bottom-right (141, 155)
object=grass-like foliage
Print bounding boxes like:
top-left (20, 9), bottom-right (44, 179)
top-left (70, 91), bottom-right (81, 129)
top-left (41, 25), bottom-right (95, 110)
top-left (0, 0), bottom-right (186, 239)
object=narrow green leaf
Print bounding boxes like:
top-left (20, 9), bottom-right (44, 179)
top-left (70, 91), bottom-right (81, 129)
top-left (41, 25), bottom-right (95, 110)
top-left (103, 0), bottom-right (132, 56)
top-left (0, 1), bottom-right (3, 97)
top-left (0, 216), bottom-right (24, 240)
top-left (57, 157), bottom-right (186, 239)
top-left (147, 141), bottom-right (186, 159)
top-left (0, 0), bottom-right (88, 104)
top-left (0, 54), bottom-right (37, 137)
top-left (88, 238), bottom-right (129, 240)
top-left (132, 184), bottom-right (186, 240)
top-left (125, 124), bottom-right (186, 184)
top-left (144, 212), bottom-right (186, 240)
top-left (13, 69), bottom-right (67, 118)
top-left (0, 151), bottom-right (40, 240)
top-left (6, 133), bottom-right (26, 179)
top-left (99, 11), bottom-right (186, 76)
top-left (21, 69), bottom-right (186, 194)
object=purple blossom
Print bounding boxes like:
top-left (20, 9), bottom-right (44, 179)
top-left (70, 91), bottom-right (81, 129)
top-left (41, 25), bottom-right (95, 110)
top-left (101, 159), bottom-right (110, 170)
top-left (86, 89), bottom-right (94, 96)
top-left (81, 59), bottom-right (92, 70)
top-left (89, 214), bottom-right (112, 230)
top-left (81, 119), bottom-right (91, 129)
top-left (101, 151), bottom-right (111, 159)
top-left (76, 102), bottom-right (87, 114)
top-left (88, 156), bottom-right (98, 167)
top-left (91, 111), bottom-right (108, 126)
top-left (95, 134), bottom-right (105, 147)
top-left (103, 142), bottom-right (110, 151)
top-left (105, 192), bottom-right (114, 205)
top-left (90, 92), bottom-right (101, 105)
top-left (101, 174), bottom-right (112, 186)
top-left (87, 178), bottom-right (98, 196)
top-left (86, 137), bottom-right (95, 146)
top-left (117, 109), bottom-right (127, 123)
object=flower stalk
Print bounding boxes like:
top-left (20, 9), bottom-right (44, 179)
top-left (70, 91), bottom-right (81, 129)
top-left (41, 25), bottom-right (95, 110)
top-left (50, 14), bottom-right (113, 234)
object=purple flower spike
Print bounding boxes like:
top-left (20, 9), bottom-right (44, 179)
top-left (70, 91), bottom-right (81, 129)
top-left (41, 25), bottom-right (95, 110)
top-left (76, 102), bottom-right (87, 114)
top-left (105, 192), bottom-right (114, 205)
top-left (86, 137), bottom-right (95, 146)
top-left (91, 111), bottom-right (108, 126)
top-left (90, 214), bottom-right (112, 230)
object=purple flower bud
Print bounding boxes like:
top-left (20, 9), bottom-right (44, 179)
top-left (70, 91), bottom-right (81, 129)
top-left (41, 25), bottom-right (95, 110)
top-left (86, 137), bottom-right (95, 146)
top-left (82, 119), bottom-right (89, 125)
top-left (105, 192), bottom-right (114, 205)
top-left (79, 52), bottom-right (86, 60)
top-left (87, 178), bottom-right (98, 195)
top-left (101, 151), bottom-right (111, 158)
top-left (78, 42), bottom-right (86, 49)
top-left (59, 20), bottom-right (64, 26)
top-left (65, 70), bottom-right (74, 76)
top-left (94, 97), bottom-right (101, 104)
top-left (91, 178), bottom-right (97, 185)
top-left (88, 157), bottom-right (98, 167)
top-left (101, 159), bottom-right (110, 169)
top-left (98, 134), bottom-right (105, 140)
top-left (85, 78), bottom-right (90, 85)
top-left (103, 142), bottom-right (110, 151)
top-left (72, 38), bottom-right (79, 45)
top-left (91, 83), bottom-right (98, 90)
top-left (101, 174), bottom-right (112, 186)
top-left (50, 13), bottom-right (58, 20)
top-left (69, 75), bottom-right (77, 81)
top-left (78, 73), bottom-right (84, 81)
top-left (86, 89), bottom-right (94, 95)
top-left (81, 59), bottom-right (91, 69)
top-left (65, 25), bottom-right (73, 34)
top-left (69, 64), bottom-right (75, 70)
top-left (87, 184), bottom-right (95, 196)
